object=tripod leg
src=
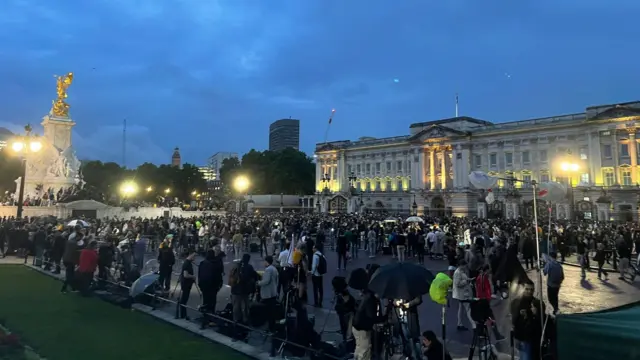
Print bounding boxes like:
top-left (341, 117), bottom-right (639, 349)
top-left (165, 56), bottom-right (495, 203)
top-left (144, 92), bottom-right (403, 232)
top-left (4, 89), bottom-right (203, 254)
top-left (467, 331), bottom-right (477, 360)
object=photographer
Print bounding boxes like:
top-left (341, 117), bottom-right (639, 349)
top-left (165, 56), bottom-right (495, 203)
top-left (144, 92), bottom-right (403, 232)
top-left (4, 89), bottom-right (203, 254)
top-left (229, 253), bottom-right (258, 332)
top-left (332, 277), bottom-right (356, 342)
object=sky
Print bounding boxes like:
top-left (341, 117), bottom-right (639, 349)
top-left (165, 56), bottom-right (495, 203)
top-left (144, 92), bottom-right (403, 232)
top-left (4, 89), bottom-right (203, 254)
top-left (1, 1), bottom-right (639, 167)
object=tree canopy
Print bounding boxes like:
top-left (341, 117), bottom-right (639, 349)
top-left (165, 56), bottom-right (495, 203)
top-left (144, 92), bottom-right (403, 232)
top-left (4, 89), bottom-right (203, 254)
top-left (78, 161), bottom-right (208, 204)
top-left (219, 148), bottom-right (315, 195)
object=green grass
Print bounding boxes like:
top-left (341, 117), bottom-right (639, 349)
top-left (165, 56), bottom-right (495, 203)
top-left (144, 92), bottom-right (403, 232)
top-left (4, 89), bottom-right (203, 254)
top-left (0, 266), bottom-right (250, 360)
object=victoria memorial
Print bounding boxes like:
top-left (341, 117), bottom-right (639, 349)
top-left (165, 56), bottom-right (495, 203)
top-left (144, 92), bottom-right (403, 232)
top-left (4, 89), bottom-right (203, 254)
top-left (314, 100), bottom-right (640, 221)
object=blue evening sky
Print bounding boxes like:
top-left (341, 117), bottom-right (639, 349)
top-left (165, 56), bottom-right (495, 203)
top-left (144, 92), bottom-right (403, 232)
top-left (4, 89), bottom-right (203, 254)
top-left (1, 1), bottom-right (638, 166)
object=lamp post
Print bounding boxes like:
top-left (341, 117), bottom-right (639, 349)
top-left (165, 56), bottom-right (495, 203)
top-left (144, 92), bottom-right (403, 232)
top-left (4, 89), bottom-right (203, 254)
top-left (280, 192), bottom-right (284, 213)
top-left (11, 125), bottom-right (42, 219)
top-left (233, 175), bottom-right (250, 212)
top-left (412, 193), bottom-right (418, 215)
top-left (559, 161), bottom-right (580, 220)
top-left (120, 181), bottom-right (138, 202)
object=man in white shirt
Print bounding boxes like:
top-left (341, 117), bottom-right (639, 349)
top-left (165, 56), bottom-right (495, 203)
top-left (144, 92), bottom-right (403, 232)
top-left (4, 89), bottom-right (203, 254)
top-left (309, 244), bottom-right (325, 307)
top-left (277, 243), bottom-right (292, 297)
top-left (426, 229), bottom-right (437, 258)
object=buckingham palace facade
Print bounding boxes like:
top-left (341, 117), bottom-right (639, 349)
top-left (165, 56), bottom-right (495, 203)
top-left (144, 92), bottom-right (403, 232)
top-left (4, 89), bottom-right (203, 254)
top-left (314, 101), bottom-right (640, 221)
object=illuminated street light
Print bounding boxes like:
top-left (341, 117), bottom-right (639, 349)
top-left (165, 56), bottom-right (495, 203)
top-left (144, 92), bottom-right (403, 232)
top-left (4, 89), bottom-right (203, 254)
top-left (233, 175), bottom-right (250, 193)
top-left (11, 125), bottom-right (42, 219)
top-left (120, 181), bottom-right (138, 196)
top-left (146, 186), bottom-right (153, 192)
top-left (560, 162), bottom-right (579, 172)
top-left (191, 190), bottom-right (197, 196)
top-left (164, 188), bottom-right (171, 194)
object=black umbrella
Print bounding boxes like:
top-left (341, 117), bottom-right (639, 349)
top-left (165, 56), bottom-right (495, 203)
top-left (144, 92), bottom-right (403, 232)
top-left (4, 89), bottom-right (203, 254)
top-left (368, 262), bottom-right (435, 300)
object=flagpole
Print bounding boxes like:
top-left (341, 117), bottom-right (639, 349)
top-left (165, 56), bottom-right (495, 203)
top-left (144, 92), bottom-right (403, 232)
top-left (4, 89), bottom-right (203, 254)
top-left (455, 93), bottom-right (459, 117)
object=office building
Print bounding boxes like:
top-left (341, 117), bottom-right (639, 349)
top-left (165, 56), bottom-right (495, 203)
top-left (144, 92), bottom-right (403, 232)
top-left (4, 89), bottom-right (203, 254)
top-left (315, 100), bottom-right (640, 221)
top-left (208, 152), bottom-right (239, 180)
top-left (269, 119), bottom-right (300, 151)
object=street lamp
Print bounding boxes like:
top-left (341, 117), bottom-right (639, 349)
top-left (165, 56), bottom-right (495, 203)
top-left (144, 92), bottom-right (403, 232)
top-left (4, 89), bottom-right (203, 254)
top-left (559, 161), bottom-right (580, 220)
top-left (120, 181), bottom-right (138, 198)
top-left (146, 186), bottom-right (153, 192)
top-left (11, 125), bottom-right (42, 219)
top-left (164, 188), bottom-right (170, 195)
top-left (412, 193), bottom-right (418, 215)
top-left (233, 175), bottom-right (250, 212)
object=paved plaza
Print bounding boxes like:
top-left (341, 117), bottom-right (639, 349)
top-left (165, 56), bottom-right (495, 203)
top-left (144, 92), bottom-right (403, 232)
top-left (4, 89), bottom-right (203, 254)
top-left (3, 247), bottom-right (639, 359)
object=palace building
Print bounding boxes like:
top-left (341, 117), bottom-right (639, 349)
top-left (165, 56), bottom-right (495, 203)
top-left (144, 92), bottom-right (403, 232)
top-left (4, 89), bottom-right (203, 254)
top-left (314, 100), bottom-right (640, 221)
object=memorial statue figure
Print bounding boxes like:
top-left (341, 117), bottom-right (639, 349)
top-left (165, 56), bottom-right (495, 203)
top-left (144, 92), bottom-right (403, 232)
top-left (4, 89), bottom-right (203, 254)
top-left (51, 72), bottom-right (74, 117)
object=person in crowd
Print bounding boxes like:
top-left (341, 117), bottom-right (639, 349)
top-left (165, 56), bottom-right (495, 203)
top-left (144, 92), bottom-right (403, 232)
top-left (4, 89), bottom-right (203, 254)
top-left (367, 226), bottom-right (377, 258)
top-left (452, 260), bottom-right (475, 331)
top-left (97, 239), bottom-right (114, 286)
top-left (543, 251), bottom-right (564, 314)
top-left (617, 237), bottom-right (632, 281)
top-left (511, 280), bottom-right (545, 360)
top-left (345, 227), bottom-right (358, 260)
top-left (422, 330), bottom-right (452, 360)
top-left (198, 249), bottom-right (219, 316)
top-left (61, 226), bottom-right (83, 293)
top-left (396, 229), bottom-right (407, 262)
top-left (336, 229), bottom-right (348, 271)
top-left (352, 286), bottom-right (384, 360)
top-left (50, 226), bottom-right (65, 274)
top-left (310, 243), bottom-right (326, 307)
top-left (178, 250), bottom-right (196, 320)
top-left (157, 235), bottom-right (175, 291)
top-left (333, 276), bottom-right (356, 342)
top-left (232, 230), bottom-right (243, 260)
top-left (277, 242), bottom-right (292, 297)
top-left (33, 226), bottom-right (47, 267)
top-left (77, 240), bottom-right (99, 296)
top-left (229, 253), bottom-right (257, 337)
top-left (594, 242), bottom-right (609, 280)
top-left (257, 255), bottom-right (278, 333)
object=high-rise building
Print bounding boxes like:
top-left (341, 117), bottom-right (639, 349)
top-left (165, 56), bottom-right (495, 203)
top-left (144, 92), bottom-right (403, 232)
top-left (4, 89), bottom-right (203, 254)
top-left (269, 119), bottom-right (300, 151)
top-left (171, 147), bottom-right (181, 167)
top-left (208, 152), bottom-right (239, 180)
top-left (198, 166), bottom-right (215, 181)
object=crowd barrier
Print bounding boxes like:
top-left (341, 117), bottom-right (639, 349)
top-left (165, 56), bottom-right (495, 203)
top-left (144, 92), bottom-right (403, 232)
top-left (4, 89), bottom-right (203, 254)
top-left (23, 254), bottom-right (345, 360)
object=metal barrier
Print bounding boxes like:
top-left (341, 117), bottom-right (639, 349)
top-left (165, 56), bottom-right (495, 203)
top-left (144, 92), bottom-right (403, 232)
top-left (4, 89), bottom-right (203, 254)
top-left (23, 254), bottom-right (344, 360)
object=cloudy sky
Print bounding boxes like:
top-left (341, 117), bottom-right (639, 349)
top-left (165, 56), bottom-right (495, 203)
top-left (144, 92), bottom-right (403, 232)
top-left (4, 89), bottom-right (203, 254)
top-left (1, 1), bottom-right (639, 166)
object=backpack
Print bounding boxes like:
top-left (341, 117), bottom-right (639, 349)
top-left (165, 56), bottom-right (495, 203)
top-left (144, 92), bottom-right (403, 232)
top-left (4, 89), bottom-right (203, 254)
top-left (317, 254), bottom-right (327, 275)
top-left (228, 264), bottom-right (240, 286)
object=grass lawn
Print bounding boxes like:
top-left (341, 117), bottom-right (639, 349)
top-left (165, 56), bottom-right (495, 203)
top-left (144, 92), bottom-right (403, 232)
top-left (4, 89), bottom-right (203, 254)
top-left (0, 265), bottom-right (250, 360)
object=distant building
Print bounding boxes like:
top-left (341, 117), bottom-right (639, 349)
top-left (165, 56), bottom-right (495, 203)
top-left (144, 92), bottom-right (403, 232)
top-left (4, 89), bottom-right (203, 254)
top-left (208, 152), bottom-right (238, 180)
top-left (171, 147), bottom-right (181, 167)
top-left (198, 166), bottom-right (215, 181)
top-left (0, 127), bottom-right (13, 150)
top-left (269, 119), bottom-right (300, 152)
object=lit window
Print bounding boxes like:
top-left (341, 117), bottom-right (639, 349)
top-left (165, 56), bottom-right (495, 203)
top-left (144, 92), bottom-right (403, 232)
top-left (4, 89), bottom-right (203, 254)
top-left (622, 169), bottom-right (632, 185)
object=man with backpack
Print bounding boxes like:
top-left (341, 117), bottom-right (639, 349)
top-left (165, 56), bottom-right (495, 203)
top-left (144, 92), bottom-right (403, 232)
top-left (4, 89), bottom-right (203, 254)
top-left (229, 253), bottom-right (258, 338)
top-left (310, 244), bottom-right (327, 307)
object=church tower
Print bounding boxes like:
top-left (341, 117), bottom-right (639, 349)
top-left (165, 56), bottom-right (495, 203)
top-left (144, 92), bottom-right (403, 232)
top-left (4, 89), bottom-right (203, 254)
top-left (171, 147), bottom-right (181, 167)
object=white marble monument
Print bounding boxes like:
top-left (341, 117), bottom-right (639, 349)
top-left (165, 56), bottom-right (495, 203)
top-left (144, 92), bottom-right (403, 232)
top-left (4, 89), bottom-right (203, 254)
top-left (15, 73), bottom-right (82, 200)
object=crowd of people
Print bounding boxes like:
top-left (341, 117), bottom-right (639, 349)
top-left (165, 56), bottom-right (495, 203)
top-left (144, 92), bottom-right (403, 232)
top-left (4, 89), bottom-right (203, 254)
top-left (0, 211), bottom-right (638, 360)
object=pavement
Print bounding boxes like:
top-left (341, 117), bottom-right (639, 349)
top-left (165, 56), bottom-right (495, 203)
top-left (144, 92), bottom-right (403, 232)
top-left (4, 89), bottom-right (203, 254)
top-left (2, 248), bottom-right (639, 360)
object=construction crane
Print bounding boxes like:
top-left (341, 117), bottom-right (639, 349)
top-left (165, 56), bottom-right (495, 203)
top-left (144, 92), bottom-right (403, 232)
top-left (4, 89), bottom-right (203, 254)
top-left (323, 108), bottom-right (336, 143)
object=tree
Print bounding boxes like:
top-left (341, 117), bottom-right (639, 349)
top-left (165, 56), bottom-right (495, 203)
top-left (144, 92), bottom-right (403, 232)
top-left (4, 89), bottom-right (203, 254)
top-left (0, 151), bottom-right (23, 197)
top-left (79, 161), bottom-right (208, 204)
top-left (218, 148), bottom-right (314, 195)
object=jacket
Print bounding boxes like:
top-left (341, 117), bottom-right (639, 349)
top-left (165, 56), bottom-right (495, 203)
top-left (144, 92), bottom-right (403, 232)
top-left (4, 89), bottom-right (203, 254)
top-left (257, 265), bottom-right (279, 300)
top-left (62, 237), bottom-right (80, 264)
top-left (452, 268), bottom-right (473, 301)
top-left (543, 259), bottom-right (564, 288)
top-left (352, 291), bottom-right (382, 331)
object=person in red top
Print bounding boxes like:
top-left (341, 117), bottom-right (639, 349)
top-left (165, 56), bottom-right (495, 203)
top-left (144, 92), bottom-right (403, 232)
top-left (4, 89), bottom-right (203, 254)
top-left (472, 264), bottom-right (505, 342)
top-left (77, 240), bottom-right (98, 296)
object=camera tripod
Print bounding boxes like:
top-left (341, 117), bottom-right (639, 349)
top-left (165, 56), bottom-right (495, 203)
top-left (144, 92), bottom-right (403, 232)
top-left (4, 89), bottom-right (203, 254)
top-left (467, 323), bottom-right (497, 360)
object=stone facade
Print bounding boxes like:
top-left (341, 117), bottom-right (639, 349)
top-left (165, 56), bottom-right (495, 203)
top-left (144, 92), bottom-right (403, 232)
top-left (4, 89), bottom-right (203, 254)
top-left (314, 101), bottom-right (640, 221)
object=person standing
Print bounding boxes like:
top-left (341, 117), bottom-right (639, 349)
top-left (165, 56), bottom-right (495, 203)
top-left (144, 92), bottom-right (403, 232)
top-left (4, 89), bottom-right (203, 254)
top-left (452, 261), bottom-right (475, 331)
top-left (178, 250), bottom-right (196, 319)
top-left (157, 236), bottom-right (175, 291)
top-left (61, 227), bottom-right (82, 293)
top-left (543, 251), bottom-right (564, 315)
top-left (257, 255), bottom-right (279, 339)
top-left (77, 241), bottom-right (99, 296)
top-left (367, 227), bottom-right (377, 258)
top-left (310, 244), bottom-right (326, 307)
top-left (336, 230), bottom-right (348, 271)
top-left (396, 231), bottom-right (406, 262)
top-left (594, 242), bottom-right (609, 280)
top-left (198, 250), bottom-right (218, 315)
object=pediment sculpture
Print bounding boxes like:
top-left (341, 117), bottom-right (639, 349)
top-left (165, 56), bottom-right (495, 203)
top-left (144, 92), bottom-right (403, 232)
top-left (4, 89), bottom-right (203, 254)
top-left (428, 127), bottom-right (445, 138)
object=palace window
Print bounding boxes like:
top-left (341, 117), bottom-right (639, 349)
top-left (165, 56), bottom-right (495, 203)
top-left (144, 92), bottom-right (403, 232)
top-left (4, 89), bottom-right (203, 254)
top-left (579, 146), bottom-right (588, 160)
top-left (489, 153), bottom-right (497, 167)
top-left (603, 169), bottom-right (615, 186)
top-left (539, 150), bottom-right (548, 162)
top-left (505, 152), bottom-right (513, 166)
top-left (540, 172), bottom-right (550, 183)
top-left (603, 145), bottom-right (612, 159)
top-left (397, 180), bottom-right (403, 191)
top-left (348, 165), bottom-right (352, 174)
top-left (407, 160), bottom-right (411, 172)
top-left (366, 163), bottom-right (371, 174)
top-left (522, 172), bottom-right (532, 188)
top-left (522, 151), bottom-right (530, 164)
top-left (356, 164), bottom-right (361, 174)
top-left (580, 173), bottom-right (590, 185)
top-left (386, 180), bottom-right (392, 191)
top-left (376, 163), bottom-right (381, 173)
top-left (474, 154), bottom-right (482, 168)
top-left (386, 162), bottom-right (391, 172)
top-left (397, 161), bottom-right (403, 171)
top-left (620, 144), bottom-right (630, 158)
top-left (621, 168), bottom-right (632, 185)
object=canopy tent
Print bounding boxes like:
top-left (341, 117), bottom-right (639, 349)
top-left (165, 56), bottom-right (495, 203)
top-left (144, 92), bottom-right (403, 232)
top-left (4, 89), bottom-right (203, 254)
top-left (556, 300), bottom-right (640, 360)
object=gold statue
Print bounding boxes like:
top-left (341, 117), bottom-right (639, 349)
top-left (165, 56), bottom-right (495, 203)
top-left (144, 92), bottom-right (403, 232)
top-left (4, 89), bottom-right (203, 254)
top-left (51, 72), bottom-right (74, 117)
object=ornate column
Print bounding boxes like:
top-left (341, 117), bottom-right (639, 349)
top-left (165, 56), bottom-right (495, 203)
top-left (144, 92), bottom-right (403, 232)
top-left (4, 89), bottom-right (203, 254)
top-left (315, 158), bottom-right (322, 191)
top-left (629, 131), bottom-right (637, 184)
top-left (337, 151), bottom-right (347, 192)
top-left (452, 146), bottom-right (459, 188)
top-left (440, 150), bottom-right (447, 189)
top-left (429, 149), bottom-right (436, 190)
top-left (418, 149), bottom-right (426, 189)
